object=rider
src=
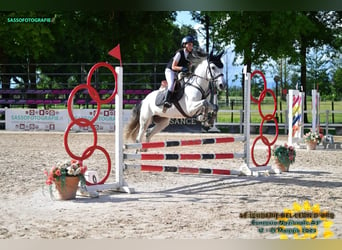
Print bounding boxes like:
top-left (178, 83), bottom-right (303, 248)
top-left (164, 35), bottom-right (194, 109)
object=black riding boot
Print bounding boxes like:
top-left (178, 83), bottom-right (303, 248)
top-left (163, 90), bottom-right (172, 108)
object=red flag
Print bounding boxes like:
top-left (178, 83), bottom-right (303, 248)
top-left (108, 44), bottom-right (122, 66)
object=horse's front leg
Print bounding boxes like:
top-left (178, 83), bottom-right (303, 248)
top-left (187, 100), bottom-right (218, 127)
top-left (187, 100), bottom-right (215, 119)
top-left (205, 102), bottom-right (219, 128)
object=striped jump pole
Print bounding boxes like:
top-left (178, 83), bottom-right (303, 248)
top-left (124, 164), bottom-right (241, 176)
top-left (124, 152), bottom-right (245, 160)
top-left (124, 136), bottom-right (245, 150)
top-left (287, 89), bottom-right (305, 146)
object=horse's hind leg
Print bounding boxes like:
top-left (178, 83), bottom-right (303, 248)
top-left (136, 115), bottom-right (152, 144)
top-left (145, 117), bottom-right (170, 143)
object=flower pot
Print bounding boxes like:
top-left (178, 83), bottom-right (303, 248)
top-left (273, 157), bottom-right (290, 172)
top-left (306, 141), bottom-right (317, 150)
top-left (54, 176), bottom-right (79, 200)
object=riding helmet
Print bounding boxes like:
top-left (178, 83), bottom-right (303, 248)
top-left (181, 35), bottom-right (194, 47)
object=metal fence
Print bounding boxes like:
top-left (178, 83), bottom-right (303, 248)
top-left (215, 109), bottom-right (342, 135)
top-left (0, 62), bottom-right (167, 90)
top-left (1, 62), bottom-right (341, 134)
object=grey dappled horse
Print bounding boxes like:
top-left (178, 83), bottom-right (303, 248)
top-left (125, 51), bottom-right (225, 144)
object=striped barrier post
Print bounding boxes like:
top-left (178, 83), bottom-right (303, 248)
top-left (287, 89), bottom-right (305, 145)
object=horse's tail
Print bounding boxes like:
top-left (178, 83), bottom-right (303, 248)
top-left (124, 102), bottom-right (142, 141)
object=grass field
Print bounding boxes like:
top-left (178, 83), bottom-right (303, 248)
top-left (217, 97), bottom-right (342, 124)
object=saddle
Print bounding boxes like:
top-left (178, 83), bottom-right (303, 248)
top-left (155, 78), bottom-right (185, 107)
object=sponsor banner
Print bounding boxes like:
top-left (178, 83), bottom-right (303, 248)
top-left (123, 109), bottom-right (132, 125)
top-left (5, 109), bottom-right (201, 133)
top-left (5, 109), bottom-right (68, 131)
top-left (70, 109), bottom-right (115, 132)
top-left (163, 117), bottom-right (201, 133)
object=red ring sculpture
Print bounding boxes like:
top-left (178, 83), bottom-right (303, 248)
top-left (250, 70), bottom-right (279, 166)
top-left (64, 62), bottom-right (117, 184)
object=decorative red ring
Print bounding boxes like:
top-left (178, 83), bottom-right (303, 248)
top-left (257, 88), bottom-right (277, 120)
top-left (251, 135), bottom-right (271, 166)
top-left (67, 84), bottom-right (101, 127)
top-left (64, 119), bottom-right (98, 161)
top-left (250, 70), bottom-right (267, 104)
top-left (82, 145), bottom-right (111, 185)
top-left (258, 115), bottom-right (279, 146)
top-left (86, 62), bottom-right (118, 104)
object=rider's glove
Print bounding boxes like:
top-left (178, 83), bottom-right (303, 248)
top-left (181, 66), bottom-right (188, 73)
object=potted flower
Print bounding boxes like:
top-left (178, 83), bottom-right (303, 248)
top-left (272, 144), bottom-right (296, 172)
top-left (44, 159), bottom-right (87, 200)
top-left (304, 129), bottom-right (323, 150)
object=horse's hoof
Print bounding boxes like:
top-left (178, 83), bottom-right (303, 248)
top-left (196, 115), bottom-right (204, 122)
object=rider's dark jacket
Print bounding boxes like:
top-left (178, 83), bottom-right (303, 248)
top-left (166, 50), bottom-right (190, 72)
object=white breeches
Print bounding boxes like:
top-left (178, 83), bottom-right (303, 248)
top-left (165, 68), bottom-right (176, 92)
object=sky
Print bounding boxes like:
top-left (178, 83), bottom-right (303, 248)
top-left (175, 11), bottom-right (276, 88)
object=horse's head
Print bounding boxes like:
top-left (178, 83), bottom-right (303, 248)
top-left (207, 51), bottom-right (226, 91)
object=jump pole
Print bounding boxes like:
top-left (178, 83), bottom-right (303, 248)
top-left (243, 66), bottom-right (251, 169)
top-left (86, 66), bottom-right (134, 194)
top-left (311, 89), bottom-right (320, 133)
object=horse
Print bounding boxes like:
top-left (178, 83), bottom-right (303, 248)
top-left (125, 51), bottom-right (226, 144)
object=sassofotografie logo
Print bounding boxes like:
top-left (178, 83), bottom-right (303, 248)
top-left (7, 17), bottom-right (52, 23)
top-left (240, 200), bottom-right (335, 239)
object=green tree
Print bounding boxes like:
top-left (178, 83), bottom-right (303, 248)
top-left (0, 11), bottom-right (184, 88)
top-left (202, 11), bottom-right (341, 122)
top-left (333, 68), bottom-right (342, 100)
top-left (1, 11), bottom-right (189, 108)
top-left (0, 11), bottom-right (55, 87)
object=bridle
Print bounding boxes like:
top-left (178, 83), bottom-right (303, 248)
top-left (185, 60), bottom-right (224, 99)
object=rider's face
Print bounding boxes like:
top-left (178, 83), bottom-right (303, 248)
top-left (185, 42), bottom-right (193, 52)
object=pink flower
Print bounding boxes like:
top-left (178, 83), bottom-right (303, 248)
top-left (55, 169), bottom-right (61, 176)
top-left (45, 178), bottom-right (53, 185)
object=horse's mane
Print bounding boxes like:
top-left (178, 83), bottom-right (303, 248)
top-left (188, 49), bottom-right (224, 71)
top-left (188, 49), bottom-right (208, 71)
